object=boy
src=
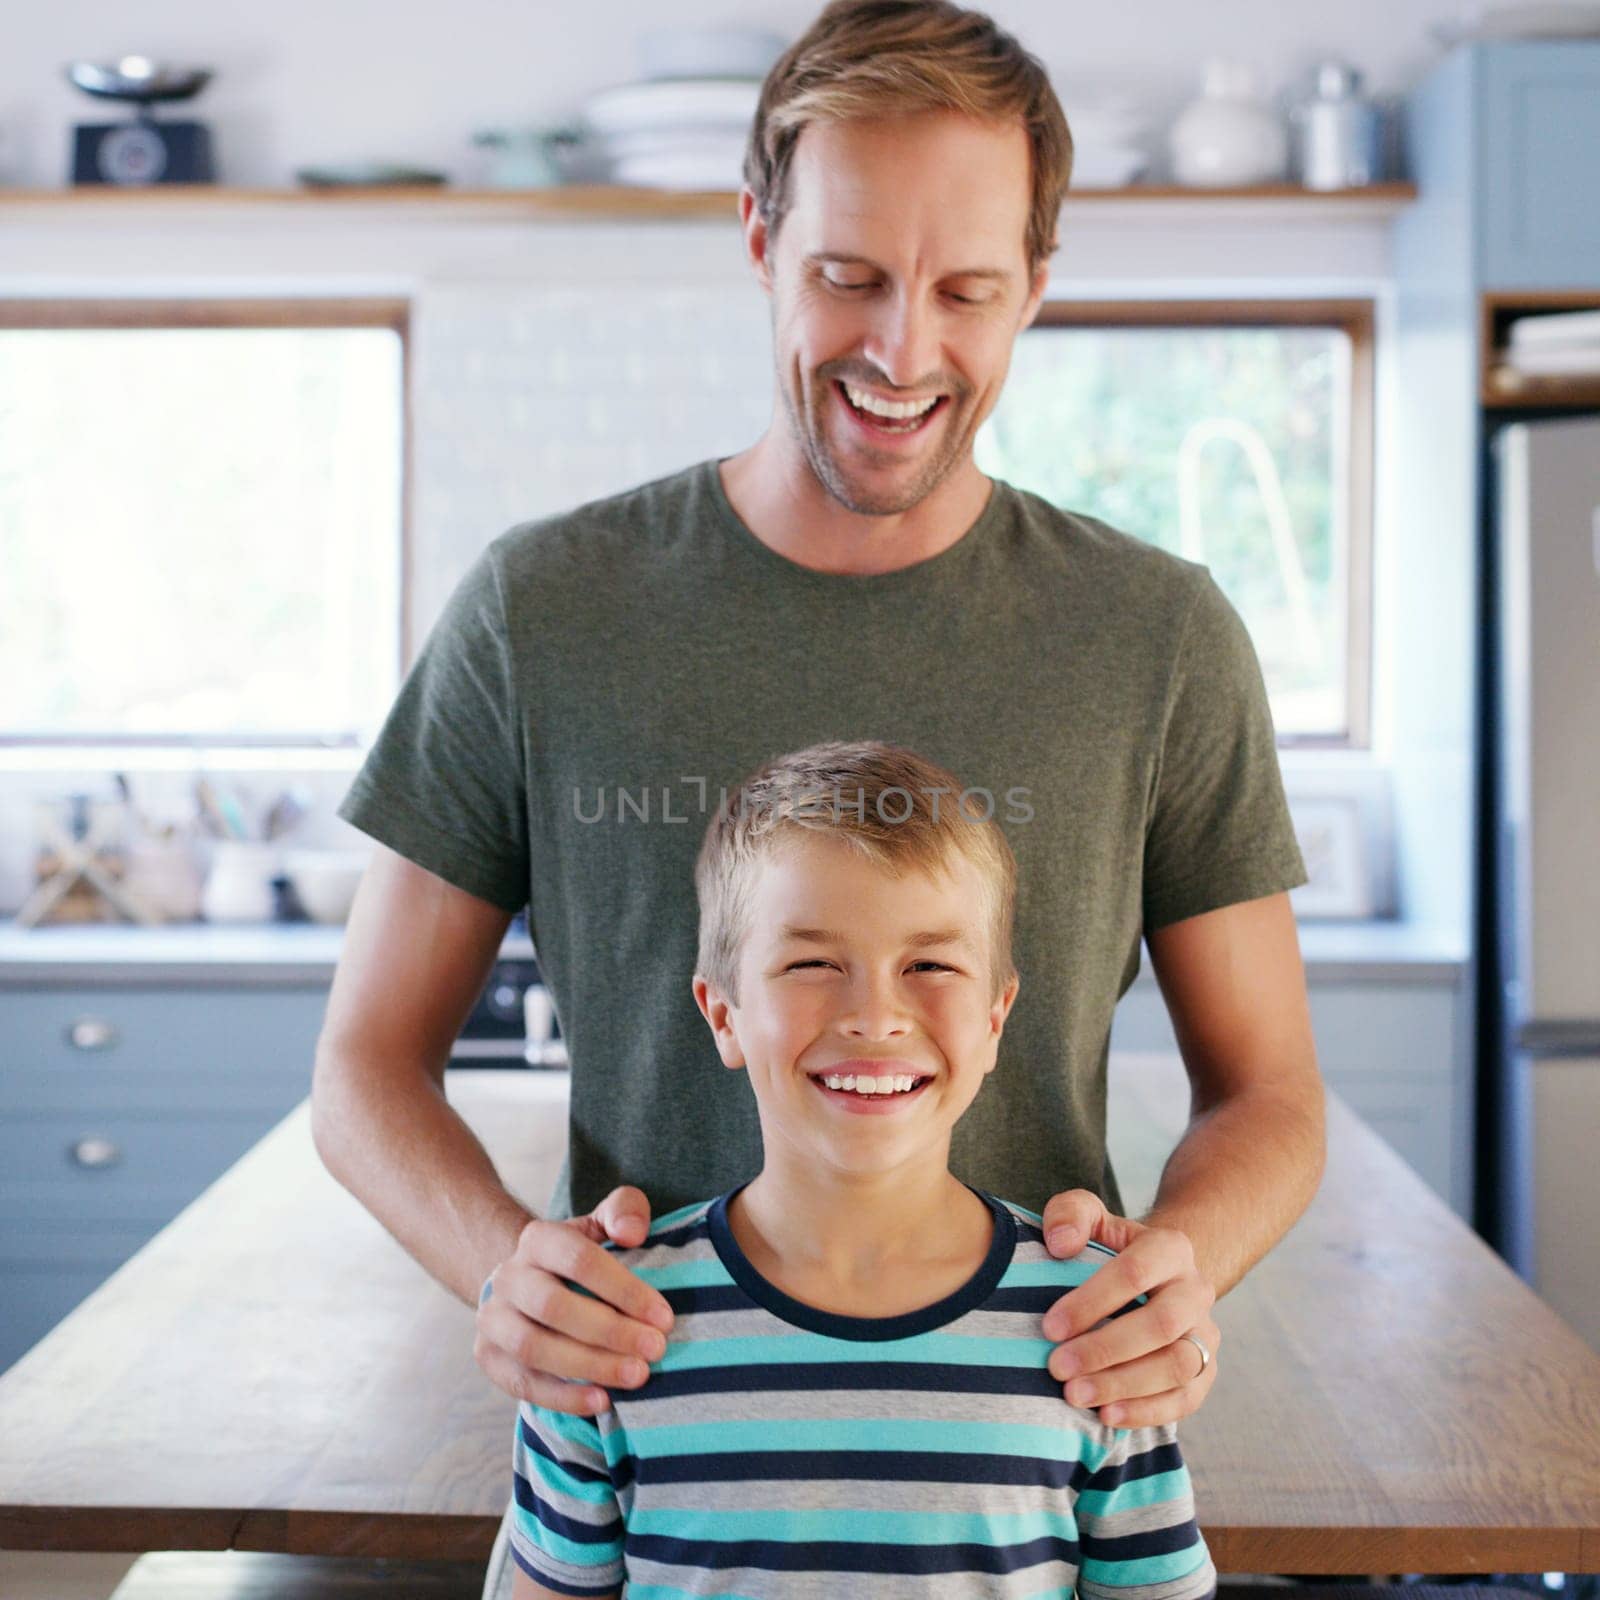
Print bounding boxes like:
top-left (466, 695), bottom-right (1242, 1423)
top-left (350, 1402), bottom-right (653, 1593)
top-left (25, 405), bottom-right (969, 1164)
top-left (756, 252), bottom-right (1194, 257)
top-left (508, 740), bottom-right (1216, 1599)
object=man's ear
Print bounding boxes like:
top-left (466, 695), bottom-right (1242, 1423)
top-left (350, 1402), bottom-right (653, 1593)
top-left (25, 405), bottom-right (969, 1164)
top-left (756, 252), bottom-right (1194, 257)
top-left (692, 974), bottom-right (747, 1069)
top-left (738, 186), bottom-right (776, 295)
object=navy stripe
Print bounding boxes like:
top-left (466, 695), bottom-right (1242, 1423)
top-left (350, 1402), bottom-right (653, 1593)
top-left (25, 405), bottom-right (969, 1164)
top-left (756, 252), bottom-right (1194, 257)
top-left (1081, 1517), bottom-right (1204, 1561)
top-left (623, 1213), bottom-right (710, 1252)
top-left (664, 1281), bottom-right (1084, 1319)
top-left (1088, 1437), bottom-right (1185, 1488)
top-left (627, 1531), bottom-right (1081, 1576)
top-left (512, 1470), bottom-right (623, 1544)
top-left (519, 1415), bottom-right (613, 1485)
top-left (509, 1542), bottom-right (620, 1597)
top-left (632, 1358), bottom-right (1064, 1403)
top-left (635, 1448), bottom-right (1094, 1492)
top-left (662, 1281), bottom-right (746, 1314)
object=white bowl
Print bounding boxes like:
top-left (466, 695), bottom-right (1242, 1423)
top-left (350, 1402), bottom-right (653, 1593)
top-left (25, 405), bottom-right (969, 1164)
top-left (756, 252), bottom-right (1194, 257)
top-left (284, 849), bottom-right (370, 924)
top-left (637, 27), bottom-right (786, 82)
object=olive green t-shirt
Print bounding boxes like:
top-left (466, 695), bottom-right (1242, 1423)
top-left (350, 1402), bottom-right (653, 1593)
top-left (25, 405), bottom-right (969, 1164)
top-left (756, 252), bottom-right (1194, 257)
top-left (337, 458), bottom-right (1307, 1222)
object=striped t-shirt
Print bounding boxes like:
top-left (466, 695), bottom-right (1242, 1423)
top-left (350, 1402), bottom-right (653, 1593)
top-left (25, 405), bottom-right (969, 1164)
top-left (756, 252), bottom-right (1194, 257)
top-left (510, 1182), bottom-right (1216, 1599)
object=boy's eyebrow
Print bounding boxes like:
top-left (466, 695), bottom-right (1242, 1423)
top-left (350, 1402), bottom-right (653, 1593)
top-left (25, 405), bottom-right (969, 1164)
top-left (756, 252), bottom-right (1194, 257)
top-left (805, 250), bottom-right (1012, 284)
top-left (778, 924), bottom-right (975, 950)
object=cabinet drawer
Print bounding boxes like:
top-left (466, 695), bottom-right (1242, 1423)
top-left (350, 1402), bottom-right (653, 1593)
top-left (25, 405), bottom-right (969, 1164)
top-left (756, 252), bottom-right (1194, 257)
top-left (0, 1108), bottom-right (295, 1226)
top-left (2, 987), bottom-right (327, 1113)
top-left (0, 1255), bottom-right (141, 1376)
top-left (1112, 980), bottom-right (1458, 1078)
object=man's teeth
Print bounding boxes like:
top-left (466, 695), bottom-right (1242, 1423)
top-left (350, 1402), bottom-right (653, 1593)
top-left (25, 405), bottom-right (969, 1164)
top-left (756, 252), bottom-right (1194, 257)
top-left (843, 383), bottom-right (940, 420)
top-left (819, 1073), bottom-right (923, 1095)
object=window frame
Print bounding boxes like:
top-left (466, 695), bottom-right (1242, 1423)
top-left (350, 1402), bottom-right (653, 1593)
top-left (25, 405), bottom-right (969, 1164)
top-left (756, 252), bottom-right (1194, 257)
top-left (1026, 297), bottom-right (1376, 750)
top-left (0, 297), bottom-right (411, 750)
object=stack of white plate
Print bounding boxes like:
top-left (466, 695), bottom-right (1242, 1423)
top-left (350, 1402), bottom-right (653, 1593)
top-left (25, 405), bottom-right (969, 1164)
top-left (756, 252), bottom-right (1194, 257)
top-left (1062, 95), bottom-right (1152, 189)
top-left (583, 27), bottom-right (786, 190)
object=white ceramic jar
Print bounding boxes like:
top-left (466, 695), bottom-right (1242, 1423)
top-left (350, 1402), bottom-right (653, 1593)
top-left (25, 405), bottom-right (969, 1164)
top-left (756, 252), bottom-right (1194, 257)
top-left (200, 840), bottom-right (279, 923)
top-left (1168, 59), bottom-right (1288, 187)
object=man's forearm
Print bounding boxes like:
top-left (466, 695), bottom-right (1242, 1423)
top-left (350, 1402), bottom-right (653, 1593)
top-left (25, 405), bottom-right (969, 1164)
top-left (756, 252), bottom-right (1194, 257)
top-left (1140, 1078), bottom-right (1326, 1300)
top-left (310, 1052), bottom-right (538, 1308)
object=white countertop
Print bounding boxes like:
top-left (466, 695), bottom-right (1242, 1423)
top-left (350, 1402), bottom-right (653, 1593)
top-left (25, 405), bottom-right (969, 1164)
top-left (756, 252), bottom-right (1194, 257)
top-left (0, 916), bottom-right (1466, 986)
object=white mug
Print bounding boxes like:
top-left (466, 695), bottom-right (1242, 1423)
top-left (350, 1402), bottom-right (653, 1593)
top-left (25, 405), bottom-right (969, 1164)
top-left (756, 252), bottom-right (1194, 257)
top-left (200, 840), bottom-right (279, 923)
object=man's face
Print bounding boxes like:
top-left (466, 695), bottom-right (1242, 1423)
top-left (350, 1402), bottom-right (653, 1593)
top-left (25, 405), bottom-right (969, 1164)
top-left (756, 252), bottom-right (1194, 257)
top-left (745, 109), bottom-right (1050, 516)
top-left (695, 832), bottom-right (1019, 1181)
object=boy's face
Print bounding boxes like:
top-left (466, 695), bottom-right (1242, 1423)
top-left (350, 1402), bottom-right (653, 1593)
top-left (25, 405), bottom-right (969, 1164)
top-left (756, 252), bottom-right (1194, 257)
top-left (693, 831), bottom-right (1019, 1178)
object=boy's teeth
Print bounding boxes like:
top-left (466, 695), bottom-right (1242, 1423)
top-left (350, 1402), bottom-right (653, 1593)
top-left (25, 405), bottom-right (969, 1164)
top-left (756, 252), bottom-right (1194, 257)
top-left (820, 1073), bottom-right (920, 1095)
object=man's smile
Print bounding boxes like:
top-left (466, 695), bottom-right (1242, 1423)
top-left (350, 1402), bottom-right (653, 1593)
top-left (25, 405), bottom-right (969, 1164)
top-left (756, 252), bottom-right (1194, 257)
top-left (831, 378), bottom-right (951, 443)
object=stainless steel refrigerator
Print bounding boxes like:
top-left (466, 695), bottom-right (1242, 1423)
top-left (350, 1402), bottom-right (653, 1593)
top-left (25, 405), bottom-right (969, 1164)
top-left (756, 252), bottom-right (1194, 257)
top-left (1489, 413), bottom-right (1600, 1353)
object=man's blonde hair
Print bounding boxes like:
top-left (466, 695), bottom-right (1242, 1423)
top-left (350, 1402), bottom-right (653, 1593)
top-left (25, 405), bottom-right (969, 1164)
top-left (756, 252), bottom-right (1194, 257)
top-left (743, 0), bottom-right (1073, 278)
top-left (694, 739), bottom-right (1018, 1006)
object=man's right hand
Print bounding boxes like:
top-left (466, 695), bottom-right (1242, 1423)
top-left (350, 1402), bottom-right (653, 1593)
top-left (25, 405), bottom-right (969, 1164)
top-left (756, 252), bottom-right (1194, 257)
top-left (474, 1184), bottom-right (676, 1414)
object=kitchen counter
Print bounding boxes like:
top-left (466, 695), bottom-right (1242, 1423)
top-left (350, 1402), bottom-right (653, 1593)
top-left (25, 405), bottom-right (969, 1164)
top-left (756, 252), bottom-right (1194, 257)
top-left (0, 1054), bottom-right (1595, 1572)
top-left (0, 917), bottom-right (1462, 986)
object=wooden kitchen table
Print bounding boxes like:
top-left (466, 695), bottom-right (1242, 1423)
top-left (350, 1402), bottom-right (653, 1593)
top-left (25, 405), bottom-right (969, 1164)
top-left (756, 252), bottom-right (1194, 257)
top-left (1, 1055), bottom-right (1597, 1574)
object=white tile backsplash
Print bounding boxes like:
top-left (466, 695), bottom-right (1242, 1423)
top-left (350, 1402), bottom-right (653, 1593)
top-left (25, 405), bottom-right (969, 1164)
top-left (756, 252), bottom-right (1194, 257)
top-left (2, 280), bottom-right (776, 918)
top-left (409, 282), bottom-right (775, 638)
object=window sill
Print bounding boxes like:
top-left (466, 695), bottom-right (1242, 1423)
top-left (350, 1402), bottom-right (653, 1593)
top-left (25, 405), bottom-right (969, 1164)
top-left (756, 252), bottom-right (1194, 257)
top-left (0, 746), bottom-right (369, 775)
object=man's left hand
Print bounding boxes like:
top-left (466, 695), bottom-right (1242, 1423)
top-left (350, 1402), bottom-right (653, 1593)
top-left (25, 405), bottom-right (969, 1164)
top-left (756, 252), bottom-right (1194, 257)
top-left (1039, 1188), bottom-right (1220, 1428)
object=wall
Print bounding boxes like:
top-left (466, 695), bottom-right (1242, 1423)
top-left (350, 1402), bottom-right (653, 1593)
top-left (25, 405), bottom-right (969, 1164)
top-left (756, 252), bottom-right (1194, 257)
top-left (0, 1), bottom-right (1482, 949)
top-left (3, 0), bottom-right (1480, 189)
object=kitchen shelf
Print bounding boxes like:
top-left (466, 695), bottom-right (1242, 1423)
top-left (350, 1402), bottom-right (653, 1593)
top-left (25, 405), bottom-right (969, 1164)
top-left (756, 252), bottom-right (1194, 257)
top-left (1479, 290), bottom-right (1600, 410)
top-left (0, 180), bottom-right (1419, 221)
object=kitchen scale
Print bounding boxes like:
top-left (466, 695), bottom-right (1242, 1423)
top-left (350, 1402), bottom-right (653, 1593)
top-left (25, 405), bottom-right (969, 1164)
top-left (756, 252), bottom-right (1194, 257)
top-left (65, 55), bottom-right (216, 185)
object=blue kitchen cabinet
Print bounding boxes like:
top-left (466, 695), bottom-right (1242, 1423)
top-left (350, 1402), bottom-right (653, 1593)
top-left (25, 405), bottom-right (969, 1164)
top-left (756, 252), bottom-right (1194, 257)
top-left (1478, 40), bottom-right (1600, 289)
top-left (0, 986), bottom-right (329, 1374)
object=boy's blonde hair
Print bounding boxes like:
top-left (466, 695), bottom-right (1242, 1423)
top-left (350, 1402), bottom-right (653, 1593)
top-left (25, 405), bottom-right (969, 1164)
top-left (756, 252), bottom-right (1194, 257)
top-left (694, 739), bottom-right (1018, 1006)
top-left (743, 0), bottom-right (1073, 278)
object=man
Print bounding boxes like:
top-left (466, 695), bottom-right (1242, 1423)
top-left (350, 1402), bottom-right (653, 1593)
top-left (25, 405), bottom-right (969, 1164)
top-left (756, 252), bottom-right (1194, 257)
top-left (312, 0), bottom-right (1323, 1479)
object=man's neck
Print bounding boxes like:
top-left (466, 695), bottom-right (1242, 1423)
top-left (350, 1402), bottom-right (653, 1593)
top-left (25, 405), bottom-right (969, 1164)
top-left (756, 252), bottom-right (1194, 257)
top-left (718, 430), bottom-right (994, 577)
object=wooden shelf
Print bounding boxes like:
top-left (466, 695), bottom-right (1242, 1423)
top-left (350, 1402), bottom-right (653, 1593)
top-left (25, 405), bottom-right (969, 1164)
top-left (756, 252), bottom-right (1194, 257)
top-left (1480, 290), bottom-right (1600, 411)
top-left (0, 180), bottom-right (1419, 221)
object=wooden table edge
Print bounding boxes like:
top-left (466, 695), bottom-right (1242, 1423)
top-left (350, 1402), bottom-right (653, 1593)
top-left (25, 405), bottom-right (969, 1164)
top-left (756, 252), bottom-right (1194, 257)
top-left (0, 1506), bottom-right (498, 1562)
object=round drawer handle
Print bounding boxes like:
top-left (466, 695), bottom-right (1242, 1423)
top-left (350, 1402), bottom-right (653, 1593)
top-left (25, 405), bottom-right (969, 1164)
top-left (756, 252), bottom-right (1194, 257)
top-left (67, 1017), bottom-right (120, 1051)
top-left (70, 1136), bottom-right (122, 1170)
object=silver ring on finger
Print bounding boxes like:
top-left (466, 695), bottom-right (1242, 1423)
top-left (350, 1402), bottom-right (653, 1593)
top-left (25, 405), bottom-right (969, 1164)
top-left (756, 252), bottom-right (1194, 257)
top-left (1182, 1332), bottom-right (1211, 1375)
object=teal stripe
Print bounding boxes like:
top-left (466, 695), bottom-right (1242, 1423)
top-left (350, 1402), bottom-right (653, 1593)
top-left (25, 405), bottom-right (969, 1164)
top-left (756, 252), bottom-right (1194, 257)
top-left (1076, 1466), bottom-right (1193, 1519)
top-left (516, 1438), bottom-right (616, 1508)
top-left (519, 1403), bottom-right (605, 1458)
top-left (635, 1258), bottom-right (734, 1290)
top-left (627, 1587), bottom-right (764, 1600)
top-left (657, 1329), bottom-right (1056, 1371)
top-left (1081, 1541), bottom-right (1210, 1585)
top-left (625, 1415), bottom-right (1099, 1464)
top-left (524, 1401), bottom-right (605, 1447)
top-left (512, 1509), bottom-right (622, 1570)
top-left (1002, 1259), bottom-right (1104, 1288)
top-left (648, 1199), bottom-right (715, 1235)
top-left (627, 1504), bottom-right (1080, 1545)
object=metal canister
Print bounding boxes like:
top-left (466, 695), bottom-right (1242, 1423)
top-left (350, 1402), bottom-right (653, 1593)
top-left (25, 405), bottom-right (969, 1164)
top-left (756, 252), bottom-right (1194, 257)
top-left (1290, 61), bottom-right (1381, 190)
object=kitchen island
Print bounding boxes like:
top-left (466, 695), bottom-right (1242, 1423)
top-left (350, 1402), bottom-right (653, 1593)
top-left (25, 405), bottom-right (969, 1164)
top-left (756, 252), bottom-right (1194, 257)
top-left (0, 1054), bottom-right (1596, 1574)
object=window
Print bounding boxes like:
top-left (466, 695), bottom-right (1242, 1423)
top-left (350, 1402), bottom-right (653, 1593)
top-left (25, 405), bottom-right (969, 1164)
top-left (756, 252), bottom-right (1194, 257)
top-left (975, 301), bottom-right (1373, 747)
top-left (0, 300), bottom-right (407, 748)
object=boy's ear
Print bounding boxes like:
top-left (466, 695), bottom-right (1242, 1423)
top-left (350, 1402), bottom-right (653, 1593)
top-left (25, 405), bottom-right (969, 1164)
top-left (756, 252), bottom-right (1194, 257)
top-left (988, 970), bottom-right (1020, 1039)
top-left (692, 974), bottom-right (747, 1070)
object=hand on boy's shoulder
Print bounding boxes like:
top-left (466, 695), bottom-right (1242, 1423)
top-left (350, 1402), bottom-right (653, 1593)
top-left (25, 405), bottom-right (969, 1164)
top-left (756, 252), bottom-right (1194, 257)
top-left (1033, 1187), bottom-right (1221, 1431)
